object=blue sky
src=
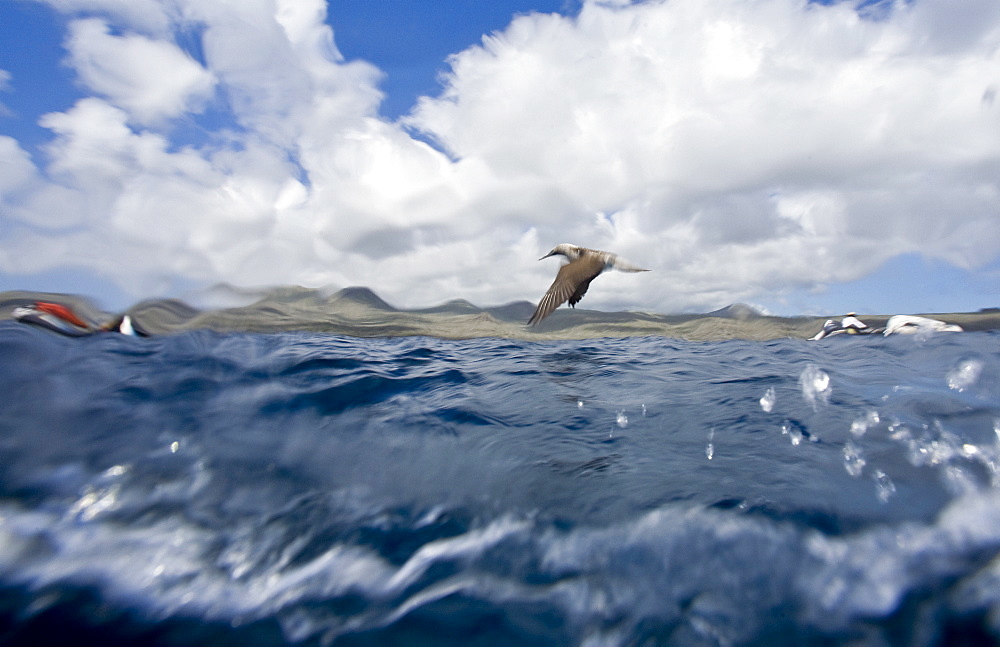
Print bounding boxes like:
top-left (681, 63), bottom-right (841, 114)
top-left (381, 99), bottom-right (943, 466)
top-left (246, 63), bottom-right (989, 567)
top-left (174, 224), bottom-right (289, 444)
top-left (1, 0), bottom-right (998, 316)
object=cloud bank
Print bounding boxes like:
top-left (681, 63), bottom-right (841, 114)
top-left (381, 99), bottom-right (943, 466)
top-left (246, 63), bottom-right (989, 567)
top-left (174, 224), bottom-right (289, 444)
top-left (1, 0), bottom-right (998, 312)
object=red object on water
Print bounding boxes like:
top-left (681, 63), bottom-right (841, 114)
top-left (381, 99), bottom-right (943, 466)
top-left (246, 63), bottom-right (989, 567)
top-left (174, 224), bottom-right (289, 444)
top-left (34, 302), bottom-right (89, 329)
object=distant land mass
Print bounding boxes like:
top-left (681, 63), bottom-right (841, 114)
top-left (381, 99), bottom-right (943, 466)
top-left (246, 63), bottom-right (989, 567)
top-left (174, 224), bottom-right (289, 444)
top-left (2, 286), bottom-right (999, 341)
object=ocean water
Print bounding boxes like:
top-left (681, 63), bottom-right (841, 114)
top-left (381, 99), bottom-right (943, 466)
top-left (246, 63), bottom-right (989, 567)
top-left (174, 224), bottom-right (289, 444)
top-left (1, 322), bottom-right (999, 646)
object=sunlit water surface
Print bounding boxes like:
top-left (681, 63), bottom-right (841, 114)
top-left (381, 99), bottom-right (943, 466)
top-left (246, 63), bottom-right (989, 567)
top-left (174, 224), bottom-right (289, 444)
top-left (1, 322), bottom-right (999, 645)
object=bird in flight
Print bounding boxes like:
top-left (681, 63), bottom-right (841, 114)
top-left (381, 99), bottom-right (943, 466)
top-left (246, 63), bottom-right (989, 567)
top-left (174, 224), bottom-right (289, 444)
top-left (527, 244), bottom-right (649, 326)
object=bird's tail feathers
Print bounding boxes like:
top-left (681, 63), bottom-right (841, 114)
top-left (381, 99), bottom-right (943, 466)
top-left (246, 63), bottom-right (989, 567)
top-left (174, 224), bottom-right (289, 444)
top-left (611, 257), bottom-right (650, 272)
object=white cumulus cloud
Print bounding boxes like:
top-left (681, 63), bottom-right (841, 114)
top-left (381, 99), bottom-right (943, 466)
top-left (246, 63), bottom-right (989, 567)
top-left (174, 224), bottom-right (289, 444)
top-left (1, 0), bottom-right (998, 313)
top-left (40, 0), bottom-right (175, 35)
top-left (65, 18), bottom-right (216, 124)
top-left (407, 0), bottom-right (1000, 310)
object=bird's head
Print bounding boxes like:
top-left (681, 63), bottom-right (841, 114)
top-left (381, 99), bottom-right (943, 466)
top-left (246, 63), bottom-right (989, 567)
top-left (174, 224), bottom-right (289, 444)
top-left (539, 243), bottom-right (581, 261)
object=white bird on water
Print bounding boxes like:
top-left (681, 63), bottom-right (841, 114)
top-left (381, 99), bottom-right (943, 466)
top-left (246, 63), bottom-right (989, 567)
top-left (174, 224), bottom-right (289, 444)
top-left (527, 244), bottom-right (650, 326)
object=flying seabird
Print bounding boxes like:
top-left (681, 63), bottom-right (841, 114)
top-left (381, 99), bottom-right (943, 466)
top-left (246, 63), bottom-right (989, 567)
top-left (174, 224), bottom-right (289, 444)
top-left (527, 244), bottom-right (649, 326)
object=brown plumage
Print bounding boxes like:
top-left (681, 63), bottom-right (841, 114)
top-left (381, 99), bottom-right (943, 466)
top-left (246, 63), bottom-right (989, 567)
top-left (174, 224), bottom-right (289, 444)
top-left (527, 244), bottom-right (649, 326)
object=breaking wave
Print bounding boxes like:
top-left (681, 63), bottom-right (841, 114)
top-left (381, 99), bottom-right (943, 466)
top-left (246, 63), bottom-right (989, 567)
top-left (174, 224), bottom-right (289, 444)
top-left (1, 323), bottom-right (999, 645)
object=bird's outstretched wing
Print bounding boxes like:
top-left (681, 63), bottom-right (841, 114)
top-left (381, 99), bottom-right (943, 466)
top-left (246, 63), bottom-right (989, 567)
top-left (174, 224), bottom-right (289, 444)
top-left (527, 257), bottom-right (605, 326)
top-left (567, 276), bottom-right (594, 307)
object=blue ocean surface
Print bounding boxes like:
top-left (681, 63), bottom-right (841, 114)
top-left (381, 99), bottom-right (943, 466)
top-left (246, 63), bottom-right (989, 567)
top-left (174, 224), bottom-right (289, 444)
top-left (1, 321), bottom-right (999, 645)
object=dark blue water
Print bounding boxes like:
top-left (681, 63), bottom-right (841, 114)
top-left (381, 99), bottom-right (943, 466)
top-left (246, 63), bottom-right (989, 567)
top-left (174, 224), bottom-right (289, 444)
top-left (1, 322), bottom-right (999, 646)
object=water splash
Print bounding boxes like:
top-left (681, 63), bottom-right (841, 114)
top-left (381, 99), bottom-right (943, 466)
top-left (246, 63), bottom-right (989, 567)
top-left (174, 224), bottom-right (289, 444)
top-left (616, 411), bottom-right (628, 428)
top-left (850, 410), bottom-right (880, 437)
top-left (948, 359), bottom-right (983, 392)
top-left (760, 387), bottom-right (776, 413)
top-left (799, 365), bottom-right (830, 411)
top-left (782, 422), bottom-right (804, 446)
top-left (706, 428), bottom-right (715, 460)
top-left (843, 441), bottom-right (866, 477)
top-left (873, 469), bottom-right (896, 503)
top-left (887, 417), bottom-right (1000, 495)
top-left (942, 464), bottom-right (980, 496)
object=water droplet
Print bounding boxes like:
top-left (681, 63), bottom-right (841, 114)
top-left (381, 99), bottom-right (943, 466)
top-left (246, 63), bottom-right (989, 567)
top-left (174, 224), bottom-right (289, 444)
top-left (782, 423), bottom-right (803, 446)
top-left (170, 441), bottom-right (180, 453)
top-left (760, 387), bottom-right (776, 413)
top-left (616, 411), bottom-right (628, 428)
top-left (577, 400), bottom-right (584, 408)
top-left (947, 359), bottom-right (983, 392)
top-left (943, 464), bottom-right (979, 495)
top-left (799, 365), bottom-right (831, 410)
top-left (849, 410), bottom-right (879, 437)
top-left (71, 484), bottom-right (121, 522)
top-left (706, 443), bottom-right (714, 460)
top-left (843, 441), bottom-right (866, 477)
top-left (873, 469), bottom-right (895, 503)
top-left (103, 464), bottom-right (128, 477)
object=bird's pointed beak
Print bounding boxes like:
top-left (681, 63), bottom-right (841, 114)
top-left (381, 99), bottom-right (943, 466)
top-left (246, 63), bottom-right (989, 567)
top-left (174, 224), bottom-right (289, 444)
top-left (538, 251), bottom-right (555, 261)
